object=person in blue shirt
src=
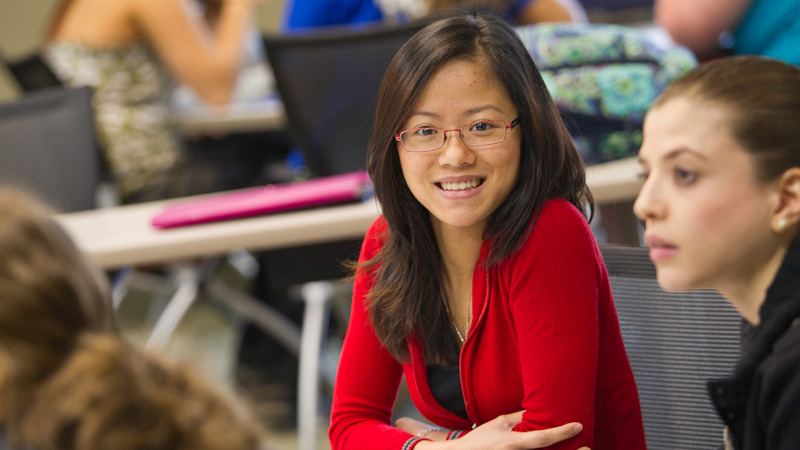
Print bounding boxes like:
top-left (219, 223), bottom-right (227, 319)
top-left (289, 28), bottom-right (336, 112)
top-left (283, 0), bottom-right (586, 31)
top-left (655, 0), bottom-right (800, 65)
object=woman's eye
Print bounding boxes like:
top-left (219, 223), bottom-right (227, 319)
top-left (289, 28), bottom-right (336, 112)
top-left (636, 171), bottom-right (650, 181)
top-left (674, 168), bottom-right (697, 184)
top-left (470, 121), bottom-right (494, 132)
top-left (414, 128), bottom-right (438, 137)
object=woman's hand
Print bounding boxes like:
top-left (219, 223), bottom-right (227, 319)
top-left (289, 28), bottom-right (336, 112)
top-left (461, 412), bottom-right (588, 449)
top-left (398, 411), bottom-right (589, 449)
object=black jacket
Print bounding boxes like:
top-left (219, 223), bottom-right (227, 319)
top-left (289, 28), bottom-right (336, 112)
top-left (708, 239), bottom-right (800, 450)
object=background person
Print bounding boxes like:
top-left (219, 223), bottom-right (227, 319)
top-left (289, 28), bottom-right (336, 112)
top-left (283, 0), bottom-right (587, 32)
top-left (0, 187), bottom-right (267, 450)
top-left (329, 14), bottom-right (646, 450)
top-left (654, 0), bottom-right (800, 64)
top-left (42, 0), bottom-right (286, 203)
top-left (634, 55), bottom-right (800, 449)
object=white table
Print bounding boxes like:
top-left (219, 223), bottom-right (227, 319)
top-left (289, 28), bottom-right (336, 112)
top-left (57, 199), bottom-right (381, 270)
top-left (584, 156), bottom-right (642, 204)
top-left (55, 157), bottom-right (642, 450)
top-left (56, 157), bottom-right (641, 268)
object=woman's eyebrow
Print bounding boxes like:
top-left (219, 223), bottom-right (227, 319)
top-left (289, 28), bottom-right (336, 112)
top-left (662, 147), bottom-right (709, 162)
top-left (407, 111), bottom-right (440, 120)
top-left (464, 105), bottom-right (504, 116)
top-left (409, 105), bottom-right (505, 120)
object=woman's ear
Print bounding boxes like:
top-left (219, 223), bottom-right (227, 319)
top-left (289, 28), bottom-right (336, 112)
top-left (772, 168), bottom-right (800, 233)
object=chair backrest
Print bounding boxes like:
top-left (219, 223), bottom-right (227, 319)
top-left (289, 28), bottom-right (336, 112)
top-left (263, 21), bottom-right (427, 177)
top-left (598, 243), bottom-right (742, 450)
top-left (0, 86), bottom-right (100, 212)
top-left (4, 52), bottom-right (63, 92)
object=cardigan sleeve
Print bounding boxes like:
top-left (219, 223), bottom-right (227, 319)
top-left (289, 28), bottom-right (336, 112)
top-left (329, 218), bottom-right (418, 450)
top-left (504, 200), bottom-right (601, 449)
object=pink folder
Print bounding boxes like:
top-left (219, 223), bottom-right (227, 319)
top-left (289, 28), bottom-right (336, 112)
top-left (151, 171), bottom-right (372, 229)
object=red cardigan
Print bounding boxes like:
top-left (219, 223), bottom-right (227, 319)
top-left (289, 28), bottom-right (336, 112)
top-left (329, 199), bottom-right (646, 450)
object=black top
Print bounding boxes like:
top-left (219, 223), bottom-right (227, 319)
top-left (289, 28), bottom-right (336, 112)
top-left (427, 364), bottom-right (469, 420)
top-left (708, 238), bottom-right (800, 450)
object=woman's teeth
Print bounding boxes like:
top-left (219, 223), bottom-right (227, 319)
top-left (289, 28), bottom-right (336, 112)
top-left (440, 179), bottom-right (481, 191)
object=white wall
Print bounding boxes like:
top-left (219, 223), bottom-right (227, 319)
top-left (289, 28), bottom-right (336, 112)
top-left (0, 0), bottom-right (57, 100)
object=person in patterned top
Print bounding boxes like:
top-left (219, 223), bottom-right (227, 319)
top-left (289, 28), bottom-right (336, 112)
top-left (43, 0), bottom-right (266, 203)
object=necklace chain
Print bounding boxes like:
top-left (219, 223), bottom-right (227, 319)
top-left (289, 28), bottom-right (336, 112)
top-left (444, 292), bottom-right (472, 344)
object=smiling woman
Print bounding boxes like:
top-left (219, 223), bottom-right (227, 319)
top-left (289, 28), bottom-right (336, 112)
top-left (396, 58), bottom-right (521, 233)
top-left (328, 13), bottom-right (647, 450)
top-left (634, 55), bottom-right (800, 449)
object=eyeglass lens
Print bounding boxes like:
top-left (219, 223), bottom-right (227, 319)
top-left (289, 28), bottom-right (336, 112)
top-left (400, 120), bottom-right (510, 152)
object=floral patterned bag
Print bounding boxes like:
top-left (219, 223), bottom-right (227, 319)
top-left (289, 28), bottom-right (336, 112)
top-left (516, 23), bottom-right (697, 163)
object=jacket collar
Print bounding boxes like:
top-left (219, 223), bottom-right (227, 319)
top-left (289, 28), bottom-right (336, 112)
top-left (707, 238), bottom-right (800, 448)
top-left (760, 238), bottom-right (800, 325)
top-left (738, 238), bottom-right (800, 372)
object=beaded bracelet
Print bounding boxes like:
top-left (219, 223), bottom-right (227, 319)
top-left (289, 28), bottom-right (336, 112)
top-left (416, 426), bottom-right (443, 438)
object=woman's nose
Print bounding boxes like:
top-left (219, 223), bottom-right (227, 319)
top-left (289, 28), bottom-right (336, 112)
top-left (633, 176), bottom-right (664, 222)
top-left (438, 130), bottom-right (475, 167)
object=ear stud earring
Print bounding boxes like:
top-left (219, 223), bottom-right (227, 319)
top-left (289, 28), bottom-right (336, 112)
top-left (777, 218), bottom-right (788, 230)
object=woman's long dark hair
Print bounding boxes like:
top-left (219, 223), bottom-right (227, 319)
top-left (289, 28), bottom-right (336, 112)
top-left (363, 13), bottom-right (592, 363)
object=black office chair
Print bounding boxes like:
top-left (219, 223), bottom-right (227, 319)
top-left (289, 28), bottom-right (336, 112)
top-left (263, 21), bottom-right (428, 177)
top-left (4, 52), bottom-right (63, 92)
top-left (599, 243), bottom-right (742, 450)
top-left (260, 19), bottom-right (433, 294)
top-left (0, 86), bottom-right (100, 212)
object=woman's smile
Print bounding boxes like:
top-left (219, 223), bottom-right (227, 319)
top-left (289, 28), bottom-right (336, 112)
top-left (437, 177), bottom-right (484, 192)
top-left (398, 58), bottom-right (520, 232)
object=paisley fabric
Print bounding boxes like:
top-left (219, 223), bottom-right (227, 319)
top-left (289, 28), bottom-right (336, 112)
top-left (43, 42), bottom-right (183, 198)
top-left (516, 23), bottom-right (698, 163)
